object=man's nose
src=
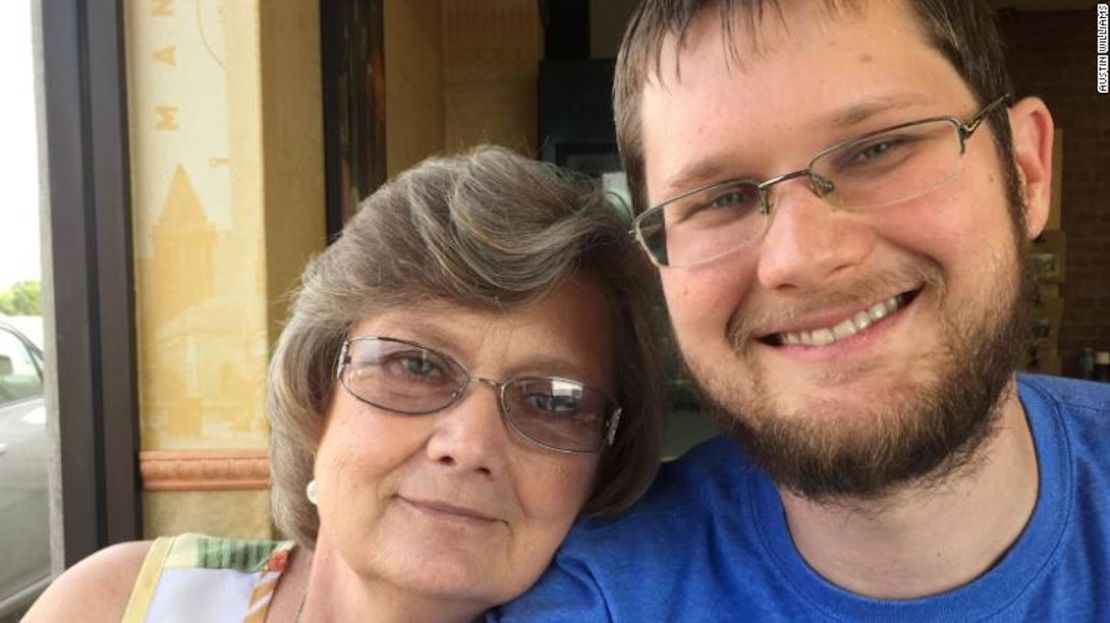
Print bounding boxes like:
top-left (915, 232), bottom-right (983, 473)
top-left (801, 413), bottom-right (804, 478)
top-left (424, 381), bottom-right (508, 477)
top-left (755, 181), bottom-right (875, 291)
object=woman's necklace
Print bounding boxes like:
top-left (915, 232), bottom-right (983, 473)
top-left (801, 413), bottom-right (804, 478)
top-left (293, 593), bottom-right (307, 623)
top-left (290, 547), bottom-right (310, 622)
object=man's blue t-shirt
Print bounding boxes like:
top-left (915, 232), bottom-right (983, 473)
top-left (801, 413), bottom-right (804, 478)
top-left (493, 375), bottom-right (1110, 622)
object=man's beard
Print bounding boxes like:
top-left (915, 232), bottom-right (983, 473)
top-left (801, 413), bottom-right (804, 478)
top-left (688, 211), bottom-right (1036, 503)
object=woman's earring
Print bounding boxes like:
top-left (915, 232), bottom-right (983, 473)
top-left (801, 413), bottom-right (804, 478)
top-left (306, 479), bottom-right (318, 506)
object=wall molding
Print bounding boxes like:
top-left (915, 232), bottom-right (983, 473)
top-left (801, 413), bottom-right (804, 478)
top-left (139, 449), bottom-right (270, 491)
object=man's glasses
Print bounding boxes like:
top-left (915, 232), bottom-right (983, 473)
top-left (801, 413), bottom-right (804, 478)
top-left (631, 94), bottom-right (1012, 268)
top-left (335, 336), bottom-right (622, 454)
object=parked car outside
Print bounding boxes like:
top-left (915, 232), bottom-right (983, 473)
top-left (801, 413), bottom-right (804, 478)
top-left (0, 318), bottom-right (48, 619)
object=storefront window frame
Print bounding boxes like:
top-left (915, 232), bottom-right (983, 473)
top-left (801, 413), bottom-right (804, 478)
top-left (38, 0), bottom-right (141, 568)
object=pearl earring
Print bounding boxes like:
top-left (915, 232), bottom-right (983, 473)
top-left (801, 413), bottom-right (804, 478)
top-left (306, 479), bottom-right (318, 505)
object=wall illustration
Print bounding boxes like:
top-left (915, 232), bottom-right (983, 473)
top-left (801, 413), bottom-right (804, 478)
top-left (127, 0), bottom-right (269, 451)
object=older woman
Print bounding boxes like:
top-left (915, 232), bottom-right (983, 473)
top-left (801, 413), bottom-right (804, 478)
top-left (25, 146), bottom-right (663, 622)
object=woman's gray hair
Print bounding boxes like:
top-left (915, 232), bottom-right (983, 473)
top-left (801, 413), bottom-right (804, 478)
top-left (268, 145), bottom-right (665, 548)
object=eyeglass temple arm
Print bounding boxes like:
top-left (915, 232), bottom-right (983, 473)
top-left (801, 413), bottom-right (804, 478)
top-left (605, 408), bottom-right (622, 446)
top-left (958, 93), bottom-right (1013, 139)
top-left (335, 340), bottom-right (349, 378)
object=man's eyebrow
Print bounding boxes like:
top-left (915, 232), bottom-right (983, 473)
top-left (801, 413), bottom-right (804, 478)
top-left (817, 94), bottom-right (926, 129)
top-left (662, 158), bottom-right (741, 198)
top-left (659, 95), bottom-right (930, 198)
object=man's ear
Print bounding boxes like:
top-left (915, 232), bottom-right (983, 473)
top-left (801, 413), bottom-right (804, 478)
top-left (1007, 96), bottom-right (1055, 240)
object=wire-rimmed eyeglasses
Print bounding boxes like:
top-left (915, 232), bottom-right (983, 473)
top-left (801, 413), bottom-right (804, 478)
top-left (631, 94), bottom-right (1013, 268)
top-left (335, 336), bottom-right (622, 454)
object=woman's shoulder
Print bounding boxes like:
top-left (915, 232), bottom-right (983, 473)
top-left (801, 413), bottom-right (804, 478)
top-left (24, 534), bottom-right (295, 621)
top-left (22, 540), bottom-right (153, 623)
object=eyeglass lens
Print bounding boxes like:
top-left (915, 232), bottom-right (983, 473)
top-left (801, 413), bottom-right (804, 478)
top-left (811, 119), bottom-right (962, 210)
top-left (339, 337), bottom-right (612, 453)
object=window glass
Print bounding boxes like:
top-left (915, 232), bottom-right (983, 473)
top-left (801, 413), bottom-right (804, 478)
top-left (0, 0), bottom-right (51, 617)
top-left (0, 329), bottom-right (43, 405)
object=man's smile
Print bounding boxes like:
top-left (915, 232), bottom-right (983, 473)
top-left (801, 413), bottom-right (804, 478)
top-left (755, 288), bottom-right (923, 349)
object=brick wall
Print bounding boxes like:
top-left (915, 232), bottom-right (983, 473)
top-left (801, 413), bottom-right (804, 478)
top-left (1000, 9), bottom-right (1110, 373)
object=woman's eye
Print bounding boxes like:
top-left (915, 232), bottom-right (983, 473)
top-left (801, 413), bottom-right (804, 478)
top-left (526, 393), bottom-right (579, 415)
top-left (383, 352), bottom-right (445, 381)
top-left (401, 357), bottom-right (436, 376)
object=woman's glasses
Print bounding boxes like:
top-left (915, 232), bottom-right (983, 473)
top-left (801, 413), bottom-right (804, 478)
top-left (335, 336), bottom-right (622, 454)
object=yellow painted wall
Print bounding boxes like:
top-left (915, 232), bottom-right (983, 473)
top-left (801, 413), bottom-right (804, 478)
top-left (125, 0), bottom-right (325, 538)
top-left (384, 0), bottom-right (445, 176)
top-left (144, 490), bottom-right (271, 539)
top-left (259, 2), bottom-right (328, 348)
top-left (384, 0), bottom-right (543, 173)
top-left (443, 0), bottom-right (543, 156)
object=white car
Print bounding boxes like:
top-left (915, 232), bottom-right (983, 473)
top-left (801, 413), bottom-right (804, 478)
top-left (0, 320), bottom-right (48, 619)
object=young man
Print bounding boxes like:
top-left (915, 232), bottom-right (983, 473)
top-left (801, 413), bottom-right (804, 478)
top-left (494, 0), bottom-right (1110, 620)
